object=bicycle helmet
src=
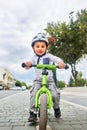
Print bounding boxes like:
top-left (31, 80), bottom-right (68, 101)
top-left (31, 33), bottom-right (49, 47)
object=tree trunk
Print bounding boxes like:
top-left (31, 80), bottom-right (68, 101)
top-left (71, 64), bottom-right (78, 86)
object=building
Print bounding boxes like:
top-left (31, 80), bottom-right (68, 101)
top-left (0, 67), bottom-right (15, 89)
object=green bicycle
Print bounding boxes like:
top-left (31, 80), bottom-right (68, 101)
top-left (22, 60), bottom-right (69, 130)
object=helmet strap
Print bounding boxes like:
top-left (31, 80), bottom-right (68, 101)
top-left (34, 51), bottom-right (46, 64)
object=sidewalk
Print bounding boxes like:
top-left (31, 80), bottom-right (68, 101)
top-left (62, 86), bottom-right (87, 96)
top-left (0, 90), bottom-right (87, 130)
top-left (62, 86), bottom-right (87, 93)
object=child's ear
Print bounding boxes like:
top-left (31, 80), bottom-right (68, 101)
top-left (33, 47), bottom-right (35, 50)
top-left (46, 46), bottom-right (48, 49)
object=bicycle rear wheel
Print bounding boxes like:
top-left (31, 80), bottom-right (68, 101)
top-left (39, 93), bottom-right (47, 130)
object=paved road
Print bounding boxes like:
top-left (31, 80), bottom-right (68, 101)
top-left (61, 87), bottom-right (87, 108)
top-left (0, 88), bottom-right (87, 130)
top-left (0, 90), bottom-right (22, 99)
top-left (61, 92), bottom-right (87, 107)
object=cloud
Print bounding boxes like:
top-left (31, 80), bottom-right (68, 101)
top-left (0, 0), bottom-right (87, 84)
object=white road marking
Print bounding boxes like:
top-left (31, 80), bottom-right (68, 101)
top-left (61, 99), bottom-right (87, 110)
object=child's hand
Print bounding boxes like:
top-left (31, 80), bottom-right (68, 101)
top-left (58, 61), bottom-right (66, 69)
top-left (24, 61), bottom-right (32, 69)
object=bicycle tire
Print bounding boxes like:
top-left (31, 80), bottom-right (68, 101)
top-left (39, 93), bottom-right (47, 130)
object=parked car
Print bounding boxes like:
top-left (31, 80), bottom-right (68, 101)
top-left (21, 86), bottom-right (26, 91)
top-left (10, 86), bottom-right (26, 91)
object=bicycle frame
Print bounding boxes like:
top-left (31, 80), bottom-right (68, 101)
top-left (34, 64), bottom-right (56, 110)
top-left (22, 61), bottom-right (69, 129)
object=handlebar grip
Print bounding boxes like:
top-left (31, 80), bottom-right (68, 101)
top-left (21, 63), bottom-right (26, 68)
top-left (65, 65), bottom-right (69, 69)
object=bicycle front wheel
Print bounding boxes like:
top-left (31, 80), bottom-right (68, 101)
top-left (39, 93), bottom-right (47, 130)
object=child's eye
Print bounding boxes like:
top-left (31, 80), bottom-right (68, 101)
top-left (36, 46), bottom-right (39, 48)
top-left (41, 46), bottom-right (44, 48)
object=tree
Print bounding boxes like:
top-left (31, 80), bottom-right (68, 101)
top-left (76, 9), bottom-right (87, 54)
top-left (21, 82), bottom-right (27, 87)
top-left (68, 72), bottom-right (87, 87)
top-left (68, 76), bottom-right (74, 87)
top-left (15, 80), bottom-right (22, 87)
top-left (45, 9), bottom-right (87, 86)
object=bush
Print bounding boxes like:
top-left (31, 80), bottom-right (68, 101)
top-left (15, 80), bottom-right (22, 87)
top-left (68, 73), bottom-right (87, 87)
top-left (26, 85), bottom-right (31, 89)
top-left (76, 78), bottom-right (87, 86)
top-left (68, 76), bottom-right (74, 87)
top-left (57, 80), bottom-right (66, 89)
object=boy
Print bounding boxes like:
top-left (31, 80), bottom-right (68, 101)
top-left (23, 33), bottom-right (66, 122)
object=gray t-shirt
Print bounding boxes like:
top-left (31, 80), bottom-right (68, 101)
top-left (30, 53), bottom-right (62, 80)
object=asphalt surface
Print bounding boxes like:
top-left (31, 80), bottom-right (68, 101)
top-left (0, 87), bottom-right (87, 130)
top-left (62, 95), bottom-right (87, 108)
top-left (0, 90), bottom-right (21, 99)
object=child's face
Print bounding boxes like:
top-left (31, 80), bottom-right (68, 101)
top-left (33, 41), bottom-right (47, 56)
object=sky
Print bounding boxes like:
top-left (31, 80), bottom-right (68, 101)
top-left (0, 0), bottom-right (87, 85)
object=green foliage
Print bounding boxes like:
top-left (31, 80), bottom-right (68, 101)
top-left (57, 80), bottom-right (66, 89)
top-left (26, 85), bottom-right (31, 89)
top-left (21, 82), bottom-right (27, 87)
top-left (45, 9), bottom-right (87, 85)
top-left (68, 76), bottom-right (75, 87)
top-left (68, 72), bottom-right (87, 87)
top-left (15, 80), bottom-right (31, 89)
top-left (76, 78), bottom-right (87, 86)
top-left (15, 80), bottom-right (22, 87)
top-left (76, 72), bottom-right (87, 86)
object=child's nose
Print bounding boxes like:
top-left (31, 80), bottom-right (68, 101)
top-left (39, 47), bottom-right (42, 50)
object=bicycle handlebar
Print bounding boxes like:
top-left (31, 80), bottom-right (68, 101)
top-left (22, 63), bottom-right (26, 67)
top-left (64, 64), bottom-right (69, 69)
top-left (21, 63), bottom-right (69, 70)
